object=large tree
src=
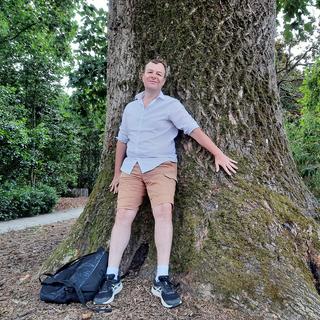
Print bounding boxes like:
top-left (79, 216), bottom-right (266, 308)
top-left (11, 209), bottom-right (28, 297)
top-left (44, 0), bottom-right (320, 318)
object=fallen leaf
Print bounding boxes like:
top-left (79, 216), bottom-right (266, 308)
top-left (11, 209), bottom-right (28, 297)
top-left (81, 312), bottom-right (92, 320)
top-left (19, 274), bottom-right (31, 283)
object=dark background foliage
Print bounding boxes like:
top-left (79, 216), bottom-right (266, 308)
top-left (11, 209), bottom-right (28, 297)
top-left (0, 0), bottom-right (106, 220)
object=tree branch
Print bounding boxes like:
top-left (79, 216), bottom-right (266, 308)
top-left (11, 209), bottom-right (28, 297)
top-left (277, 45), bottom-right (316, 76)
top-left (0, 22), bottom-right (38, 46)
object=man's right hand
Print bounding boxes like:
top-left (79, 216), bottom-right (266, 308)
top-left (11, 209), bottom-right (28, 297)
top-left (109, 174), bottom-right (121, 194)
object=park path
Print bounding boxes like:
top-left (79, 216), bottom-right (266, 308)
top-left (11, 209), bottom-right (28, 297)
top-left (0, 207), bottom-right (83, 234)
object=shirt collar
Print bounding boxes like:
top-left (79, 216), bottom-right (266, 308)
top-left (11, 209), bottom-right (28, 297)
top-left (135, 91), bottom-right (165, 101)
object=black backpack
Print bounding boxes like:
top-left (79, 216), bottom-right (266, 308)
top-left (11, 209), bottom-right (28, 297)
top-left (39, 247), bottom-right (110, 312)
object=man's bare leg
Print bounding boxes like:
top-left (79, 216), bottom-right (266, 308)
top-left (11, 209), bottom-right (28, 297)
top-left (94, 208), bottom-right (138, 305)
top-left (151, 203), bottom-right (182, 308)
top-left (108, 208), bottom-right (139, 270)
top-left (152, 203), bottom-right (173, 269)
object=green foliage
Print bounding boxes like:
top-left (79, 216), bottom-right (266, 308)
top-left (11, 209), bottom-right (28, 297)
top-left (31, 94), bottom-right (81, 193)
top-left (68, 3), bottom-right (107, 191)
top-left (286, 58), bottom-right (320, 198)
top-left (0, 85), bottom-right (81, 194)
top-left (0, 85), bottom-right (31, 182)
top-left (0, 183), bottom-right (58, 221)
top-left (276, 0), bottom-right (319, 43)
top-left (0, 0), bottom-right (81, 195)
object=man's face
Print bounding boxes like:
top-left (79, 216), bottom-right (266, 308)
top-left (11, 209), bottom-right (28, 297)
top-left (142, 62), bottom-right (166, 92)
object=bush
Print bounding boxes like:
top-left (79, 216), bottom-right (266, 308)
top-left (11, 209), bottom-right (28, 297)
top-left (285, 58), bottom-right (320, 200)
top-left (0, 184), bottom-right (58, 221)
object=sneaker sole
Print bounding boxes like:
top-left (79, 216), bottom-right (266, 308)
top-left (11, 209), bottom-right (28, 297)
top-left (94, 282), bottom-right (123, 305)
top-left (151, 286), bottom-right (182, 308)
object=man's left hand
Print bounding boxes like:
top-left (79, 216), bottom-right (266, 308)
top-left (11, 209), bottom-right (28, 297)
top-left (214, 152), bottom-right (238, 176)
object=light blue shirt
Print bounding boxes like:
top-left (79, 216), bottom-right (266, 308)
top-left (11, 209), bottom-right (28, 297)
top-left (117, 91), bottom-right (199, 174)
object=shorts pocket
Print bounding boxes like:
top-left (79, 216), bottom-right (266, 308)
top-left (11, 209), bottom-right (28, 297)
top-left (158, 162), bottom-right (177, 182)
top-left (164, 172), bottom-right (177, 182)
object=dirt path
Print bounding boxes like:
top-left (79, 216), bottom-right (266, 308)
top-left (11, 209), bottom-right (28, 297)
top-left (0, 220), bottom-right (252, 320)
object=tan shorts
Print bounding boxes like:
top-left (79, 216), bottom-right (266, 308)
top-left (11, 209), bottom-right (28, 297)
top-left (117, 162), bottom-right (177, 209)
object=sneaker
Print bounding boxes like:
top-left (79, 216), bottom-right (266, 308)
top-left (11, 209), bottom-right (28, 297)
top-left (151, 276), bottom-right (182, 308)
top-left (93, 274), bottom-right (123, 305)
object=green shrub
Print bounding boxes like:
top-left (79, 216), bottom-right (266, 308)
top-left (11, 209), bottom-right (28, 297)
top-left (0, 184), bottom-right (58, 221)
top-left (285, 58), bottom-right (320, 200)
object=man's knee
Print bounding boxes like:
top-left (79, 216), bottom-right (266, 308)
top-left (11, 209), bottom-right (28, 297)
top-left (115, 208), bottom-right (138, 225)
top-left (152, 203), bottom-right (172, 221)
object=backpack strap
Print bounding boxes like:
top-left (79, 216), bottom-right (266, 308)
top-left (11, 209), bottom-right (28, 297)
top-left (40, 277), bottom-right (111, 313)
top-left (39, 273), bottom-right (53, 283)
top-left (70, 281), bottom-right (112, 313)
top-left (40, 247), bottom-right (106, 279)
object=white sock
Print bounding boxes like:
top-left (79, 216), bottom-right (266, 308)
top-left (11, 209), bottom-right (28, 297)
top-left (106, 266), bottom-right (119, 278)
top-left (156, 265), bottom-right (169, 281)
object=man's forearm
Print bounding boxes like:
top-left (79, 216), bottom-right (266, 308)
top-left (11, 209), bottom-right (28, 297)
top-left (114, 141), bottom-right (127, 175)
top-left (190, 128), bottom-right (223, 157)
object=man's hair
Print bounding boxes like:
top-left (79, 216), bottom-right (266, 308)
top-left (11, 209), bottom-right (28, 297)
top-left (144, 58), bottom-right (169, 78)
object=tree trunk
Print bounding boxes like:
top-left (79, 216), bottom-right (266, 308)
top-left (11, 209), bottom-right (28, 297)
top-left (43, 0), bottom-right (320, 318)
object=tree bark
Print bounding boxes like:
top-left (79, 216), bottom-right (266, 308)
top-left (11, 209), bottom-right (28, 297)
top-left (43, 0), bottom-right (320, 318)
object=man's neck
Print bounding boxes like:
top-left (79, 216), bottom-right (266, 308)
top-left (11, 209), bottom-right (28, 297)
top-left (143, 89), bottom-right (161, 107)
top-left (144, 89), bottom-right (160, 100)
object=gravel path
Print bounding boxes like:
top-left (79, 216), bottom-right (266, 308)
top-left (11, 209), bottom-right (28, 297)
top-left (0, 207), bottom-right (83, 234)
top-left (0, 197), bottom-right (87, 234)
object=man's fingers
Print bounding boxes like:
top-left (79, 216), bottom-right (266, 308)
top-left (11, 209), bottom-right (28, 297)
top-left (216, 156), bottom-right (238, 176)
top-left (225, 161), bottom-right (239, 175)
top-left (227, 165), bottom-right (237, 174)
top-left (109, 180), bottom-right (119, 193)
top-left (228, 162), bottom-right (238, 172)
top-left (223, 165), bottom-right (231, 176)
top-left (217, 161), bottom-right (238, 176)
top-left (230, 163), bottom-right (238, 170)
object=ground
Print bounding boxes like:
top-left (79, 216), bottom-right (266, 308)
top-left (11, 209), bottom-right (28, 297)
top-left (0, 200), bottom-right (254, 320)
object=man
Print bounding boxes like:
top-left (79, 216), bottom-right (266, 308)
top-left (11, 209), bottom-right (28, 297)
top-left (94, 58), bottom-right (238, 308)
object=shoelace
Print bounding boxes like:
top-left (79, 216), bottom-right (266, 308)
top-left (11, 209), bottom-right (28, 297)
top-left (158, 276), bottom-right (176, 293)
top-left (101, 276), bottom-right (117, 291)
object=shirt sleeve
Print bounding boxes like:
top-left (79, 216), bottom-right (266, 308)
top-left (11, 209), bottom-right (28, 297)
top-left (116, 108), bottom-right (129, 143)
top-left (169, 101), bottom-right (200, 135)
